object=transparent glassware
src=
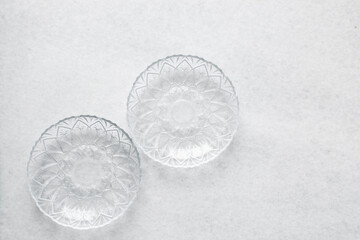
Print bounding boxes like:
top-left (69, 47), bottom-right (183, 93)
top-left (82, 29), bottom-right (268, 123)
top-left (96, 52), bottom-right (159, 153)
top-left (27, 116), bottom-right (141, 229)
top-left (127, 55), bottom-right (239, 167)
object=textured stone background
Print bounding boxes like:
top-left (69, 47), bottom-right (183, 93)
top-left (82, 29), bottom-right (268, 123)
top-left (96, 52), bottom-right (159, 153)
top-left (1, 0), bottom-right (360, 239)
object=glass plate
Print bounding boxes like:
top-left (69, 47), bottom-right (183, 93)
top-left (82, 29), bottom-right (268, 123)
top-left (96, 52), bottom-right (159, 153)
top-left (27, 116), bottom-right (141, 229)
top-left (127, 55), bottom-right (239, 167)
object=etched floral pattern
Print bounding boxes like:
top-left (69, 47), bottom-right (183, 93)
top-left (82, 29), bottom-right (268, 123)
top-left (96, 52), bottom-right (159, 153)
top-left (127, 55), bottom-right (239, 167)
top-left (27, 116), bottom-right (141, 229)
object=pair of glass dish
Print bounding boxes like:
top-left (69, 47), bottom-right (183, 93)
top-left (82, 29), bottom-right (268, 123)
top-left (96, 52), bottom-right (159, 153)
top-left (27, 55), bottom-right (239, 229)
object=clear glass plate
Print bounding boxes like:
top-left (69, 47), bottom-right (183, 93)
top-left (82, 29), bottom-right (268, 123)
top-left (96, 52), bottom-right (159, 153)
top-left (127, 55), bottom-right (239, 167)
top-left (27, 116), bottom-right (141, 229)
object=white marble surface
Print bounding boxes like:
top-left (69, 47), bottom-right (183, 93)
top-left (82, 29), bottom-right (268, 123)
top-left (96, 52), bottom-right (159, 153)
top-left (1, 0), bottom-right (360, 239)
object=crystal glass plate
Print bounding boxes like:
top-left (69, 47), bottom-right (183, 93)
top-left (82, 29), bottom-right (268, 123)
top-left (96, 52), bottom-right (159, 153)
top-left (27, 116), bottom-right (141, 229)
top-left (127, 55), bottom-right (239, 167)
